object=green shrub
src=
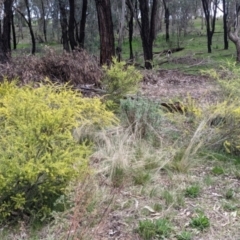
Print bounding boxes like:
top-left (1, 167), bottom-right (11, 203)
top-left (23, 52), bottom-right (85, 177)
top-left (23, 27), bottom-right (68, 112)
top-left (0, 81), bottom-right (116, 223)
top-left (120, 97), bottom-right (163, 138)
top-left (190, 214), bottom-right (210, 231)
top-left (137, 218), bottom-right (172, 240)
top-left (103, 57), bottom-right (142, 104)
top-left (184, 185), bottom-right (200, 198)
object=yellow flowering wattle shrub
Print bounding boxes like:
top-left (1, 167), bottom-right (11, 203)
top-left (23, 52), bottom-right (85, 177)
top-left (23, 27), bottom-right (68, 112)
top-left (0, 81), bottom-right (116, 223)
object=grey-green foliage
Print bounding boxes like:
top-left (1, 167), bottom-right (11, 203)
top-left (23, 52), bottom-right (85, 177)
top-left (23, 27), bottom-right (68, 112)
top-left (120, 97), bottom-right (163, 138)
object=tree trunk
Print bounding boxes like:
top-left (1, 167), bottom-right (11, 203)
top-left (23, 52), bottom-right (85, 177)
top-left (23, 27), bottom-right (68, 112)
top-left (228, 30), bottom-right (240, 62)
top-left (59, 0), bottom-right (70, 52)
top-left (78, 0), bottom-right (88, 49)
top-left (138, 0), bottom-right (157, 69)
top-left (127, 2), bottom-right (134, 60)
top-left (223, 0), bottom-right (228, 50)
top-left (95, 0), bottom-right (115, 65)
top-left (3, 0), bottom-right (13, 53)
top-left (68, 0), bottom-right (77, 50)
top-left (163, 0), bottom-right (170, 42)
top-left (201, 0), bottom-right (218, 54)
top-left (24, 0), bottom-right (35, 54)
top-left (116, 0), bottom-right (126, 62)
top-left (11, 10), bottom-right (17, 50)
top-left (41, 0), bottom-right (47, 42)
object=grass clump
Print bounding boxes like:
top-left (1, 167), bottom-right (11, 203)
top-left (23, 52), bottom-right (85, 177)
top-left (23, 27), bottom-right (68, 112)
top-left (211, 166), bottom-right (224, 175)
top-left (189, 213), bottom-right (210, 231)
top-left (137, 218), bottom-right (172, 240)
top-left (0, 81), bottom-right (116, 224)
top-left (176, 231), bottom-right (192, 240)
top-left (184, 185), bottom-right (200, 198)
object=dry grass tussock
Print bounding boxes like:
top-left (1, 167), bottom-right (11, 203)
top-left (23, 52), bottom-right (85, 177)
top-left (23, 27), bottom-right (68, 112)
top-left (0, 48), bottom-right (102, 86)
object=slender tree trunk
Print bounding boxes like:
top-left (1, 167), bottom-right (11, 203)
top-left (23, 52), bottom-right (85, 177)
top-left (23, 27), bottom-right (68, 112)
top-left (11, 11), bottom-right (17, 50)
top-left (59, 0), bottom-right (70, 51)
top-left (138, 0), bottom-right (157, 69)
top-left (41, 0), bottom-right (47, 42)
top-left (223, 0), bottom-right (228, 50)
top-left (24, 0), bottom-right (36, 54)
top-left (95, 0), bottom-right (115, 65)
top-left (68, 0), bottom-right (77, 50)
top-left (163, 0), bottom-right (170, 42)
top-left (201, 0), bottom-right (218, 53)
top-left (116, 0), bottom-right (126, 62)
top-left (127, 2), bottom-right (134, 60)
top-left (78, 0), bottom-right (88, 48)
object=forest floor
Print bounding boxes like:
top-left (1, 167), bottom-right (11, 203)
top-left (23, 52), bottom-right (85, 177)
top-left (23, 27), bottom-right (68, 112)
top-left (82, 70), bottom-right (240, 240)
top-left (2, 70), bottom-right (239, 240)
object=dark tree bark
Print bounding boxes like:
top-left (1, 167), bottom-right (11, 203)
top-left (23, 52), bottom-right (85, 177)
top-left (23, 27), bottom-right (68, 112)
top-left (162, 0), bottom-right (170, 42)
top-left (0, 0), bottom-right (14, 63)
top-left (78, 0), bottom-right (88, 48)
top-left (59, 0), bottom-right (70, 51)
top-left (95, 0), bottom-right (115, 65)
top-left (138, 0), bottom-right (158, 69)
top-left (201, 0), bottom-right (218, 53)
top-left (11, 11), bottom-right (17, 50)
top-left (126, 0), bottom-right (134, 60)
top-left (222, 0), bottom-right (228, 50)
top-left (68, 0), bottom-right (77, 50)
top-left (126, 0), bottom-right (140, 61)
top-left (25, 0), bottom-right (35, 54)
top-left (41, 0), bottom-right (47, 42)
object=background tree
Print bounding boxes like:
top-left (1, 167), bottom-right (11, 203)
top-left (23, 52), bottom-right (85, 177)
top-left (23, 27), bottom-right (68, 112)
top-left (0, 0), bottom-right (14, 63)
top-left (162, 0), bottom-right (170, 42)
top-left (78, 0), bottom-right (88, 48)
top-left (15, 0), bottom-right (36, 54)
top-left (228, 0), bottom-right (240, 61)
top-left (201, 0), bottom-right (219, 53)
top-left (95, 0), bottom-right (115, 65)
top-left (59, 0), bottom-right (70, 51)
top-left (138, 0), bottom-right (158, 69)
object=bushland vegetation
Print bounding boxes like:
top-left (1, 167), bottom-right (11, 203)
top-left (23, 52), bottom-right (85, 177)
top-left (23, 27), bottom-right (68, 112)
top-left (0, 3), bottom-right (240, 239)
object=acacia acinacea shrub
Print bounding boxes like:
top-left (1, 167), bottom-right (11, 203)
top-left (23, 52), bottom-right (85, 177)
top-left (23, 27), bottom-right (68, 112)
top-left (0, 81), bottom-right (116, 223)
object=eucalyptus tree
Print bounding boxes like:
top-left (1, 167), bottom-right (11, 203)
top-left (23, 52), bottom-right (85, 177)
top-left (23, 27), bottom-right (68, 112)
top-left (0, 0), bottom-right (14, 63)
top-left (58, 0), bottom-right (69, 51)
top-left (116, 0), bottom-right (126, 62)
top-left (227, 0), bottom-right (240, 61)
top-left (222, 0), bottom-right (229, 49)
top-left (138, 0), bottom-right (158, 69)
top-left (162, 0), bottom-right (170, 42)
top-left (78, 0), bottom-right (87, 48)
top-left (95, 0), bottom-right (115, 65)
top-left (16, 0), bottom-right (36, 54)
top-left (68, 0), bottom-right (77, 50)
top-left (201, 0), bottom-right (219, 53)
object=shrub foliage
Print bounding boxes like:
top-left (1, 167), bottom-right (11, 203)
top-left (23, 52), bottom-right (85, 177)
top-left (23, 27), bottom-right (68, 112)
top-left (0, 81), bottom-right (116, 223)
top-left (103, 58), bottom-right (142, 104)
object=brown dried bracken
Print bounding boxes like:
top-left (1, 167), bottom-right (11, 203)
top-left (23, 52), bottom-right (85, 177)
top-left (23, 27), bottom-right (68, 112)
top-left (0, 49), bottom-right (102, 87)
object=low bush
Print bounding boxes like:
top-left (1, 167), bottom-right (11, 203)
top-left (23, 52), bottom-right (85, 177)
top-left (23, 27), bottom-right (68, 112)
top-left (120, 97), bottom-right (163, 138)
top-left (103, 58), bottom-right (142, 105)
top-left (0, 81), bottom-right (116, 223)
